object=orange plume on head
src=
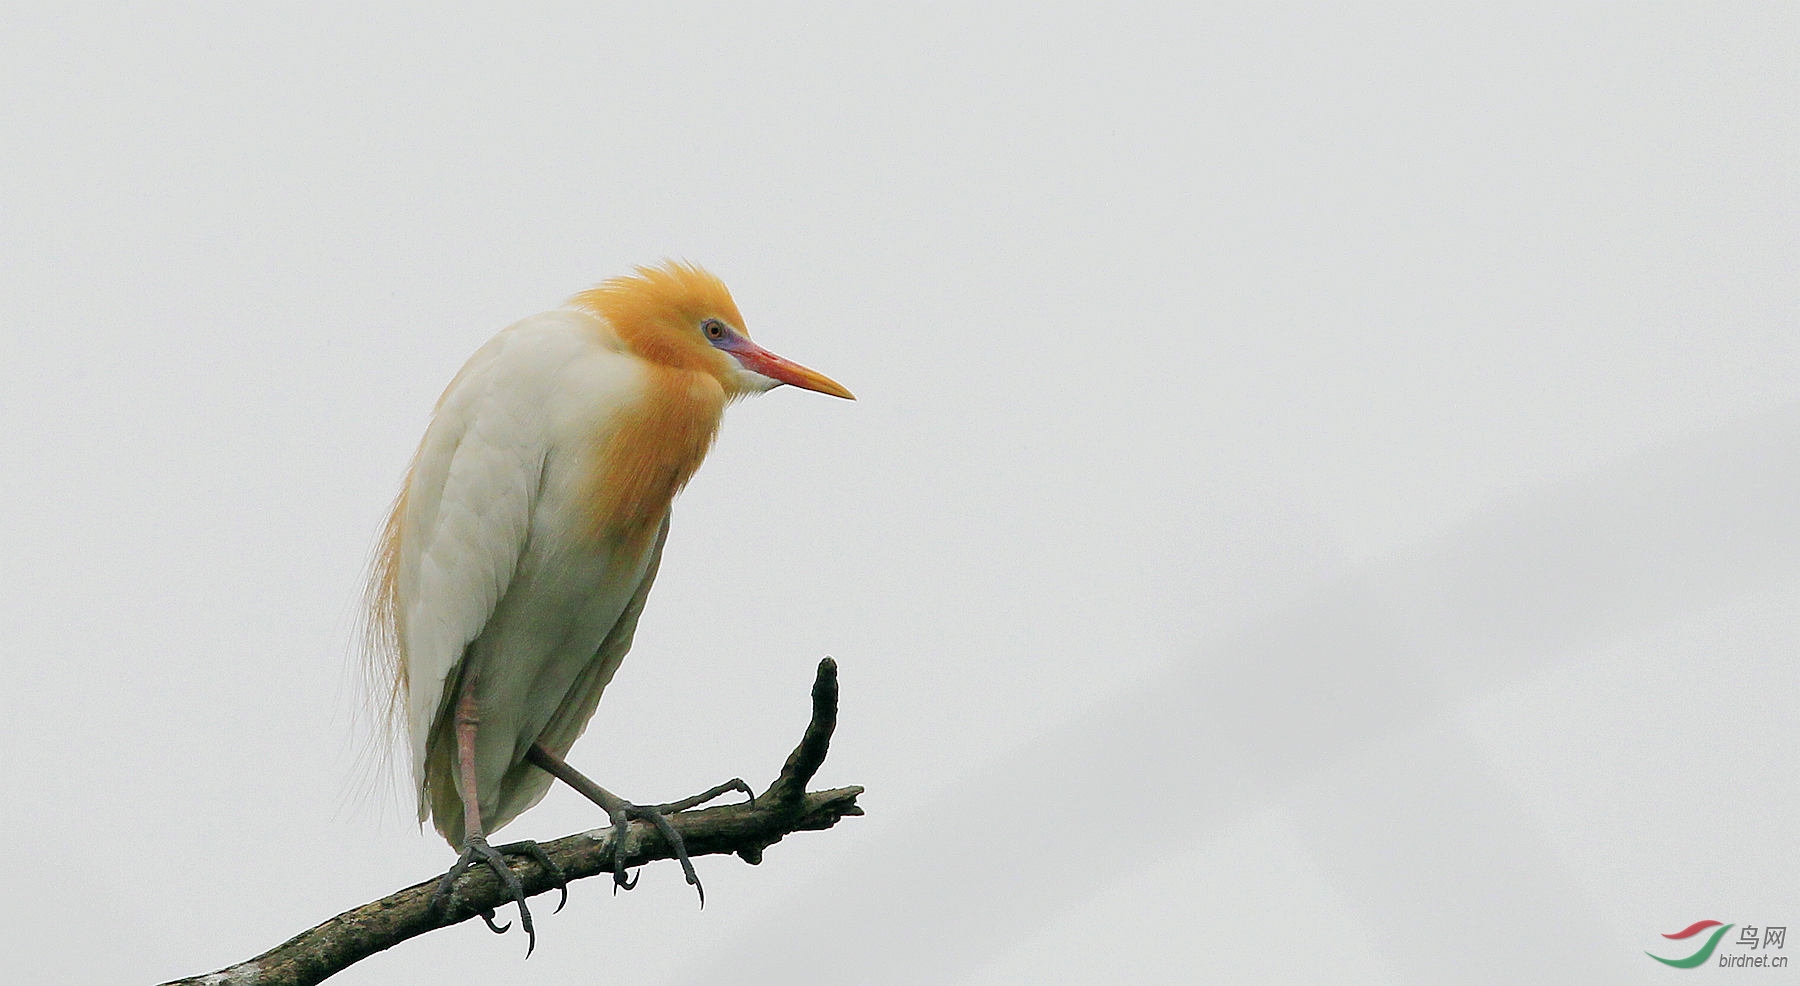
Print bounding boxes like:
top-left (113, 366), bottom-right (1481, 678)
top-left (566, 259), bottom-right (850, 547)
top-left (570, 261), bottom-right (748, 374)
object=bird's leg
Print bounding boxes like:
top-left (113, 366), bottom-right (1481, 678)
top-left (525, 742), bottom-right (751, 906)
top-left (429, 685), bottom-right (540, 955)
top-left (523, 744), bottom-right (658, 895)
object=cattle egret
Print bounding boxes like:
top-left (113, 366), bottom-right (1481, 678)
top-left (365, 262), bottom-right (852, 949)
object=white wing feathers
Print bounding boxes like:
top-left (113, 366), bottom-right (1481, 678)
top-left (397, 322), bottom-right (564, 795)
top-left (392, 312), bottom-right (647, 811)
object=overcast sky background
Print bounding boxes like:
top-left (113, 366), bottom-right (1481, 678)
top-left (3, 5), bottom-right (1796, 984)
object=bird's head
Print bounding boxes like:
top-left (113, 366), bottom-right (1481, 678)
top-left (573, 262), bottom-right (854, 401)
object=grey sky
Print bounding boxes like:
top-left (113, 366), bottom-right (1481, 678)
top-left (3, 6), bottom-right (1795, 984)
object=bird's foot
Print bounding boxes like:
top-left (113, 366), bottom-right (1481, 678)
top-left (646, 777), bottom-right (755, 814)
top-left (495, 839), bottom-right (568, 914)
top-left (430, 834), bottom-right (539, 956)
top-left (605, 778), bottom-right (755, 906)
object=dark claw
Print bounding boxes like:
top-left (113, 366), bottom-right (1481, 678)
top-left (605, 810), bottom-right (636, 892)
top-left (599, 798), bottom-right (705, 907)
top-left (432, 854), bottom-right (474, 908)
top-left (646, 778), bottom-right (756, 814)
top-left (497, 839), bottom-right (568, 914)
top-left (522, 744), bottom-right (731, 910)
top-left (637, 807), bottom-right (702, 905)
top-left (430, 835), bottom-right (538, 957)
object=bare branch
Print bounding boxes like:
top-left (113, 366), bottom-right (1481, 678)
top-left (159, 658), bottom-right (862, 986)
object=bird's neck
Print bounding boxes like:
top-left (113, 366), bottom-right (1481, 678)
top-left (586, 365), bottom-right (726, 549)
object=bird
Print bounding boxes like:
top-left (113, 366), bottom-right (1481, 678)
top-left (364, 261), bottom-right (853, 950)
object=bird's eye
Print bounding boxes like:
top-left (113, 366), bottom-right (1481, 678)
top-left (701, 319), bottom-right (726, 341)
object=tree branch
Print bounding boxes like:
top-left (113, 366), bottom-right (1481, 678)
top-left (159, 658), bottom-right (861, 986)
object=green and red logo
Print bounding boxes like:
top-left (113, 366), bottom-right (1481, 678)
top-left (1649, 920), bottom-right (1788, 969)
top-left (1648, 920), bottom-right (1734, 968)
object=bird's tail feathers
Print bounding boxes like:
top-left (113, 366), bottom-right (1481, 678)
top-left (342, 482), bottom-right (414, 821)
